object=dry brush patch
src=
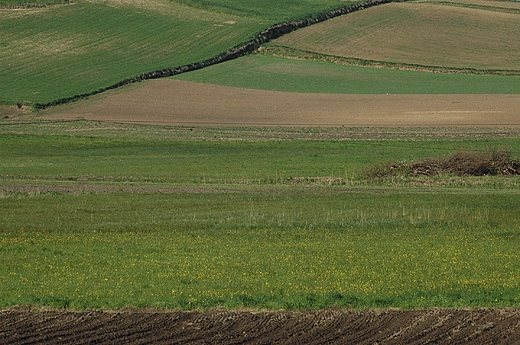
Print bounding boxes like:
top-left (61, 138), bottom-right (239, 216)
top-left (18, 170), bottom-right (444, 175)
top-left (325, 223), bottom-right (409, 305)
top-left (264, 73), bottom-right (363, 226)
top-left (368, 149), bottom-right (520, 178)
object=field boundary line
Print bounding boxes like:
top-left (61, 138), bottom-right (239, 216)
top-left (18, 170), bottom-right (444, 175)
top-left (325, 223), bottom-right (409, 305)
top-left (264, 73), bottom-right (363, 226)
top-left (34, 0), bottom-right (396, 110)
top-left (413, 0), bottom-right (520, 14)
top-left (262, 45), bottom-right (520, 76)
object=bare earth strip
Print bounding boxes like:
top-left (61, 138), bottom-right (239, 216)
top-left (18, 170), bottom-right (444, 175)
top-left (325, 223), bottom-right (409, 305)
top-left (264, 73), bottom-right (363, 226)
top-left (1, 308), bottom-right (519, 344)
top-left (47, 80), bottom-right (520, 127)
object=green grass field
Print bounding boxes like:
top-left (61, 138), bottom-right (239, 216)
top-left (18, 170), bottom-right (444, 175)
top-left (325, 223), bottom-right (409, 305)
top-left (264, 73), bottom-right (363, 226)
top-left (174, 54), bottom-right (520, 94)
top-left (0, 0), bottom-right (361, 106)
top-left (0, 0), bottom-right (265, 106)
top-left (2, 190), bottom-right (519, 310)
top-left (1, 122), bottom-right (519, 310)
top-left (1, 0), bottom-right (520, 312)
top-left (3, 122), bottom-right (520, 181)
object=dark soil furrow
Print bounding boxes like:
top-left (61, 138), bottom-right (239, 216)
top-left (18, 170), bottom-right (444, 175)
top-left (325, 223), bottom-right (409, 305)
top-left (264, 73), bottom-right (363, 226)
top-left (335, 310), bottom-right (412, 344)
top-left (1, 308), bottom-right (519, 344)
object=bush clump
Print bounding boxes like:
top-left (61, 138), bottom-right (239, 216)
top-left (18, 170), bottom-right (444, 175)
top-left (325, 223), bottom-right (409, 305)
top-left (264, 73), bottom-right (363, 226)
top-left (368, 149), bottom-right (520, 178)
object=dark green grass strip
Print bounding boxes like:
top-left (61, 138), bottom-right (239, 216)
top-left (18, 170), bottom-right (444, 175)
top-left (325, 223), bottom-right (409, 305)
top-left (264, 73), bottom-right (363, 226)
top-left (3, 132), bottom-right (520, 181)
top-left (263, 45), bottom-right (520, 77)
top-left (174, 54), bottom-right (520, 94)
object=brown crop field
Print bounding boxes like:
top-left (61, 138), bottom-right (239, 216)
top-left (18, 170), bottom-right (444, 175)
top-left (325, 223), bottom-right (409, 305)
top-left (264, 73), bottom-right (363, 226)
top-left (44, 79), bottom-right (520, 127)
top-left (273, 1), bottom-right (520, 71)
top-left (1, 307), bottom-right (519, 344)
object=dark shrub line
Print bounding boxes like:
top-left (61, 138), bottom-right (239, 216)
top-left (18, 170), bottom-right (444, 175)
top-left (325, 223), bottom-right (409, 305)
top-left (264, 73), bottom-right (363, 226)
top-left (34, 0), bottom-right (395, 110)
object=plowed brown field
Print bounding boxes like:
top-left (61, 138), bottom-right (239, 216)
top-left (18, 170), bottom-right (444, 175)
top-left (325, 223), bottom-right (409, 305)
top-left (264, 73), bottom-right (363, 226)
top-left (1, 308), bottom-right (519, 344)
top-left (47, 80), bottom-right (520, 127)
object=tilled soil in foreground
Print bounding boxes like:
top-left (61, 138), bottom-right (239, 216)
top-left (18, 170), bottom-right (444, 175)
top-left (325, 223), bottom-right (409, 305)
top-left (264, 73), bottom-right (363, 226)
top-left (1, 308), bottom-right (519, 344)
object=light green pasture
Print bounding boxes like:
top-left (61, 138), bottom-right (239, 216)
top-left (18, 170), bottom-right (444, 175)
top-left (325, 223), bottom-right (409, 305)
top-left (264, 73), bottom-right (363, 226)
top-left (0, 123), bottom-right (519, 310)
top-left (174, 54), bottom-right (520, 94)
top-left (0, 1), bottom-right (265, 105)
top-left (1, 191), bottom-right (519, 310)
top-left (2, 128), bottom-right (520, 182)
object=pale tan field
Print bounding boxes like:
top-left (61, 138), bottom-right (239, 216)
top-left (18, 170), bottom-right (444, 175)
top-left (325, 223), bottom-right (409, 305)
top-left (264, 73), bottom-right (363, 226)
top-left (273, 2), bottom-right (520, 70)
top-left (45, 79), bottom-right (520, 127)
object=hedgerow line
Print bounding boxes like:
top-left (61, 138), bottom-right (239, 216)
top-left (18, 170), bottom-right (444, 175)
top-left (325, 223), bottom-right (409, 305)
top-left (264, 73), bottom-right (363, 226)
top-left (34, 0), bottom-right (395, 110)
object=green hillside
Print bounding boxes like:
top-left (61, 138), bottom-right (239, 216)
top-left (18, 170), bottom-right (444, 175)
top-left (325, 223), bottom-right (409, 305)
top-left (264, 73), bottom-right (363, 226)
top-left (2, 0), bottom-right (518, 108)
top-left (0, 0), bottom-right (268, 106)
top-left (177, 0), bottom-right (520, 93)
top-left (0, 0), bottom-right (361, 107)
top-left (173, 0), bottom-right (355, 21)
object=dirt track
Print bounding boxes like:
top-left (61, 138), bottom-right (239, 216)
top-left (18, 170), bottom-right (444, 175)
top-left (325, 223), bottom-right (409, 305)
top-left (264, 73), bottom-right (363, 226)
top-left (1, 308), bottom-right (519, 344)
top-left (48, 80), bottom-right (520, 127)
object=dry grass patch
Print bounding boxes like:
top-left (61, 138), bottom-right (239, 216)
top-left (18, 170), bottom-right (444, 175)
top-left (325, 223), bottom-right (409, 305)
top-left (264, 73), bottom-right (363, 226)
top-left (83, 0), bottom-right (243, 20)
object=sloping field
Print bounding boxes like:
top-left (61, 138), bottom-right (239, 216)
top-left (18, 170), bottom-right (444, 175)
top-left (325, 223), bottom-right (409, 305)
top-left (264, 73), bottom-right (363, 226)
top-left (174, 0), bottom-right (353, 21)
top-left (1, 308), bottom-right (519, 345)
top-left (0, 0), bottom-right (370, 107)
top-left (46, 79), bottom-right (520, 126)
top-left (34, 0), bottom-right (519, 125)
top-left (0, 0), bottom-right (266, 105)
top-left (272, 1), bottom-right (520, 70)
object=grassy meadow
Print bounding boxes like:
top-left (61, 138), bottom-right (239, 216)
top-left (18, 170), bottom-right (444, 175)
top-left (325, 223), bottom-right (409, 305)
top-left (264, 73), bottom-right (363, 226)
top-left (0, 0), bottom-right (264, 106)
top-left (1, 0), bottom-right (519, 312)
top-left (0, 0), bottom-right (360, 106)
top-left (174, 54), bottom-right (520, 94)
top-left (2, 190), bottom-right (519, 310)
top-left (3, 122), bottom-right (520, 181)
top-left (1, 122), bottom-right (520, 310)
